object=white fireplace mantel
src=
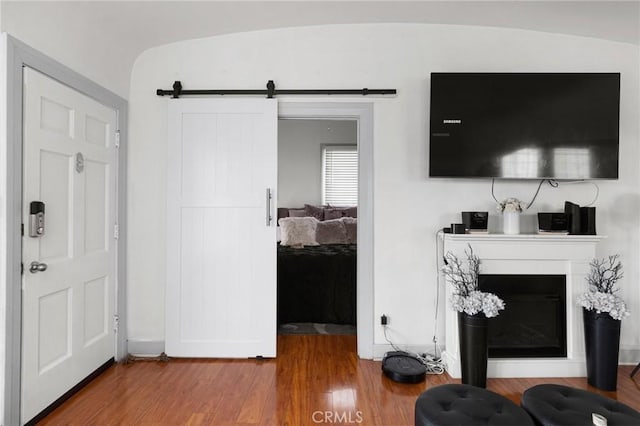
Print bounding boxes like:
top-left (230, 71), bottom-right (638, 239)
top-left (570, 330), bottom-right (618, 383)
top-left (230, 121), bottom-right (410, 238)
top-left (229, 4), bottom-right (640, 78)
top-left (441, 233), bottom-right (605, 378)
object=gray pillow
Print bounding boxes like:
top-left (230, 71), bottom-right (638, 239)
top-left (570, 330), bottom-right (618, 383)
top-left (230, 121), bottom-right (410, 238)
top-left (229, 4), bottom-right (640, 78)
top-left (346, 206), bottom-right (357, 218)
top-left (277, 207), bottom-right (290, 221)
top-left (316, 218), bottom-right (348, 244)
top-left (343, 217), bottom-right (357, 244)
top-left (324, 206), bottom-right (357, 220)
top-left (304, 204), bottom-right (325, 221)
top-left (288, 208), bottom-right (306, 217)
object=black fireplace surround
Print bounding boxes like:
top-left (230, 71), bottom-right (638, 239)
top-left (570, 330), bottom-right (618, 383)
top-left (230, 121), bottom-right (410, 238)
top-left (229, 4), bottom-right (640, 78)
top-left (479, 274), bottom-right (567, 358)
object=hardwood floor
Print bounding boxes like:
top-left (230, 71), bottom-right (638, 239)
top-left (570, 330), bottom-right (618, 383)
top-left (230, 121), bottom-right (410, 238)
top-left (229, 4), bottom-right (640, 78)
top-left (40, 335), bottom-right (640, 425)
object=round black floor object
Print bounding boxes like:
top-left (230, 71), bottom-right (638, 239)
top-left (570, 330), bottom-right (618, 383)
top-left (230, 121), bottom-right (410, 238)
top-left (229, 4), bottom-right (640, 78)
top-left (382, 351), bottom-right (426, 383)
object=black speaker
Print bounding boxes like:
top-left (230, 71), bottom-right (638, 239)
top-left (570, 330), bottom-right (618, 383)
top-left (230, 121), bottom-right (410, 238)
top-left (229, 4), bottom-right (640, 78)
top-left (564, 201), bottom-right (581, 235)
top-left (537, 213), bottom-right (568, 232)
top-left (580, 207), bottom-right (596, 235)
top-left (451, 223), bottom-right (466, 234)
top-left (461, 211), bottom-right (488, 232)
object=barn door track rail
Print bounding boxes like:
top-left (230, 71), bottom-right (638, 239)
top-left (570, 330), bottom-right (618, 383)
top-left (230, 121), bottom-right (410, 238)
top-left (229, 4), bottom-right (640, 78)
top-left (157, 80), bottom-right (397, 99)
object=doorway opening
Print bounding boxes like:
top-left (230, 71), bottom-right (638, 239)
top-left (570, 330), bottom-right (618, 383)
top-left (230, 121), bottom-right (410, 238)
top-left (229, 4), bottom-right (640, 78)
top-left (276, 119), bottom-right (358, 337)
top-left (277, 102), bottom-right (374, 359)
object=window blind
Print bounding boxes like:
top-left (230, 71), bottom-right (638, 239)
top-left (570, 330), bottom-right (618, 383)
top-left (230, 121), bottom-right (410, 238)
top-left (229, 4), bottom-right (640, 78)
top-left (322, 145), bottom-right (358, 206)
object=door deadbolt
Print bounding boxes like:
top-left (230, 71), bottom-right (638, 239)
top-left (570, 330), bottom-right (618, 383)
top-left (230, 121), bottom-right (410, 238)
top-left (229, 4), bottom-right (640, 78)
top-left (29, 201), bottom-right (45, 237)
top-left (29, 261), bottom-right (48, 273)
top-left (75, 152), bottom-right (84, 173)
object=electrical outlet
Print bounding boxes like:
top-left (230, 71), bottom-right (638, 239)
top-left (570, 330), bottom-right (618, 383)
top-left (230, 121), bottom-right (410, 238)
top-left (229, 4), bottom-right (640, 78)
top-left (380, 314), bottom-right (388, 325)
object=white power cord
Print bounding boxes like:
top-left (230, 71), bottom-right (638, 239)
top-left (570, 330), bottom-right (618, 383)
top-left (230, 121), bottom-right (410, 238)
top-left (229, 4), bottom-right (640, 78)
top-left (434, 230), bottom-right (444, 359)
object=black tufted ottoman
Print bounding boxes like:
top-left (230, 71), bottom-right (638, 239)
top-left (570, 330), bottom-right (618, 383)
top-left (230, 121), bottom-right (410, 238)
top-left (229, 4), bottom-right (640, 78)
top-left (415, 384), bottom-right (535, 426)
top-left (522, 384), bottom-right (640, 425)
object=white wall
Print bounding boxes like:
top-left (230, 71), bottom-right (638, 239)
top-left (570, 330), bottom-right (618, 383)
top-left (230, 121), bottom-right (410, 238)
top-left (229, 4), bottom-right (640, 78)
top-left (278, 119), bottom-right (356, 207)
top-left (0, 32), bottom-right (7, 422)
top-left (128, 24), bottom-right (640, 358)
top-left (0, 3), bottom-right (128, 98)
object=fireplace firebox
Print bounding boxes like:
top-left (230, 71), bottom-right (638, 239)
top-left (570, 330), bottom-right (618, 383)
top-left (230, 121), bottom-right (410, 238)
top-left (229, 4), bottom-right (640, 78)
top-left (479, 274), bottom-right (567, 358)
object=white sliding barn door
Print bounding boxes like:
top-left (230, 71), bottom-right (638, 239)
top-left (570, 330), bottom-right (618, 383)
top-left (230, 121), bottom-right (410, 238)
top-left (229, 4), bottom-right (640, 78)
top-left (21, 67), bottom-right (117, 423)
top-left (166, 99), bottom-right (277, 357)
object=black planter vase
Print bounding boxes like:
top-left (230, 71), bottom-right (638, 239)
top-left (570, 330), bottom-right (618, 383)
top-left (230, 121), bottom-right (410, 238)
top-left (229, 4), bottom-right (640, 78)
top-left (583, 308), bottom-right (621, 391)
top-left (458, 312), bottom-right (489, 388)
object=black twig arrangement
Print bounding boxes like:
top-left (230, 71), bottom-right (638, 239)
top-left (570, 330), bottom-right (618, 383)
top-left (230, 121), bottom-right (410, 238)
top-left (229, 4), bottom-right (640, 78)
top-left (442, 244), bottom-right (505, 318)
top-left (578, 254), bottom-right (629, 320)
top-left (442, 245), bottom-right (481, 297)
top-left (587, 255), bottom-right (623, 294)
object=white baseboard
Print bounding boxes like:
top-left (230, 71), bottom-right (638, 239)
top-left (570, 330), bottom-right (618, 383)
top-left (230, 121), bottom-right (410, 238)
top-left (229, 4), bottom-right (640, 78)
top-left (441, 346), bottom-right (640, 377)
top-left (619, 347), bottom-right (640, 365)
top-left (123, 341), bottom-right (639, 369)
top-left (127, 339), bottom-right (165, 356)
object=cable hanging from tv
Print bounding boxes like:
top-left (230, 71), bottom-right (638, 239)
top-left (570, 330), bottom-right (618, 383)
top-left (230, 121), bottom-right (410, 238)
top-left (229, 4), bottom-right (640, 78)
top-left (491, 178), bottom-right (600, 211)
top-left (156, 80), bottom-right (397, 99)
top-left (491, 178), bottom-right (555, 210)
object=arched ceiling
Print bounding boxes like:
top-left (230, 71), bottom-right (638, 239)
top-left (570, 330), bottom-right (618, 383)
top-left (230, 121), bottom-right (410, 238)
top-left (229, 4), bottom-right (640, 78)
top-left (2, 1), bottom-right (639, 98)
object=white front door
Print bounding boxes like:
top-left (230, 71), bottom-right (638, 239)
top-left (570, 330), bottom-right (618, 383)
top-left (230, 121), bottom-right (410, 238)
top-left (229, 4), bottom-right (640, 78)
top-left (165, 99), bottom-right (277, 357)
top-left (21, 67), bottom-right (117, 423)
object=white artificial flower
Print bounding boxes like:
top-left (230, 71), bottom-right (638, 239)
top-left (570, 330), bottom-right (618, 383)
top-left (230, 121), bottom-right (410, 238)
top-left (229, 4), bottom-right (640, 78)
top-left (481, 292), bottom-right (506, 318)
top-left (463, 291), bottom-right (484, 315)
top-left (450, 291), bottom-right (505, 317)
top-left (444, 245), bottom-right (506, 318)
top-left (578, 291), bottom-right (630, 321)
top-left (497, 197), bottom-right (526, 213)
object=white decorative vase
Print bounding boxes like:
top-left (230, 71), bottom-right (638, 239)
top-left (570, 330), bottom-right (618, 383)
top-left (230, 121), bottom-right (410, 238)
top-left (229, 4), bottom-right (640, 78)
top-left (503, 212), bottom-right (520, 235)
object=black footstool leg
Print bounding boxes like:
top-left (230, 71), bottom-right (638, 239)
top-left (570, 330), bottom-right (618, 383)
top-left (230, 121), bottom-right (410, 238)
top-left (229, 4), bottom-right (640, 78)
top-left (631, 362), bottom-right (640, 378)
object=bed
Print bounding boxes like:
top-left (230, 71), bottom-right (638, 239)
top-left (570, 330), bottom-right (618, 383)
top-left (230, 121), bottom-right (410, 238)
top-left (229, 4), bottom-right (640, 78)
top-left (277, 243), bottom-right (356, 325)
top-left (277, 204), bottom-right (357, 326)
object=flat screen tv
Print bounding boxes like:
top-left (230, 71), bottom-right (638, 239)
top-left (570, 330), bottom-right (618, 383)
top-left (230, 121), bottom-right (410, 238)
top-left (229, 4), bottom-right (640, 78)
top-left (429, 73), bottom-right (620, 179)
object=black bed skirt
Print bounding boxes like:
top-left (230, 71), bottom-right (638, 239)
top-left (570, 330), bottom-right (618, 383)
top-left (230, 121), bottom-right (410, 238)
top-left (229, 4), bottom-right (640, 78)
top-left (277, 244), bottom-right (357, 326)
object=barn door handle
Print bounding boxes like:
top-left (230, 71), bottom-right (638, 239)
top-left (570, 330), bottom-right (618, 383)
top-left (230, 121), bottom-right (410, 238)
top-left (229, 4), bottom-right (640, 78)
top-left (266, 188), bottom-right (273, 226)
top-left (29, 261), bottom-right (48, 273)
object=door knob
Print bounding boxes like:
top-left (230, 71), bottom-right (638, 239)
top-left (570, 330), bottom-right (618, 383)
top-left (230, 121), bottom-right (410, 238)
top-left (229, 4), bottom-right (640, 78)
top-left (29, 261), bottom-right (48, 273)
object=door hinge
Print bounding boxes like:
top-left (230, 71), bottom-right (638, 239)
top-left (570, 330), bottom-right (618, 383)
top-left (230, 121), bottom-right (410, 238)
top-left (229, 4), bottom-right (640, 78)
top-left (21, 262), bottom-right (24, 275)
top-left (113, 314), bottom-right (119, 333)
top-left (114, 223), bottom-right (119, 240)
top-left (115, 130), bottom-right (120, 148)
